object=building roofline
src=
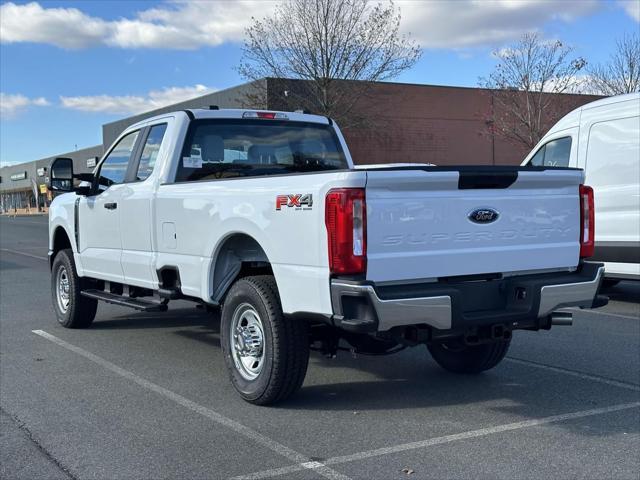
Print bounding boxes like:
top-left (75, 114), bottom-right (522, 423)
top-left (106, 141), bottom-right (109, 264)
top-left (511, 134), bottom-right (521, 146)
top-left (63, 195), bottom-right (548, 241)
top-left (0, 144), bottom-right (103, 170)
top-left (379, 80), bottom-right (603, 97)
top-left (267, 77), bottom-right (604, 97)
top-left (100, 77), bottom-right (605, 137)
top-left (101, 79), bottom-right (263, 129)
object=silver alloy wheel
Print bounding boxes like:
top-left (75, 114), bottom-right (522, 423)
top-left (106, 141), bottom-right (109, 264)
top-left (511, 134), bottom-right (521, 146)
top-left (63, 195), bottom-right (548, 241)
top-left (230, 303), bottom-right (265, 381)
top-left (56, 265), bottom-right (71, 313)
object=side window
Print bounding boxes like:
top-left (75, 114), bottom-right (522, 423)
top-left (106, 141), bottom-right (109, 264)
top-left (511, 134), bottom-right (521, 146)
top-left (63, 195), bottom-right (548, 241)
top-left (529, 145), bottom-right (546, 166)
top-left (99, 131), bottom-right (139, 186)
top-left (136, 124), bottom-right (167, 181)
top-left (543, 137), bottom-right (571, 167)
top-left (528, 136), bottom-right (572, 167)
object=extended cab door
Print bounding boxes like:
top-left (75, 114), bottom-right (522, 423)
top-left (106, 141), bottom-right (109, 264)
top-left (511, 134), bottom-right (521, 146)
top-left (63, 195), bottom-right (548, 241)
top-left (78, 130), bottom-right (142, 282)
top-left (118, 122), bottom-right (169, 288)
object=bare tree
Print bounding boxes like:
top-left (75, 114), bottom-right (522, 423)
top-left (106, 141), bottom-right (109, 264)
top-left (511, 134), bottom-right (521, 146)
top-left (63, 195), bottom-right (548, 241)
top-left (587, 33), bottom-right (640, 96)
top-left (480, 33), bottom-right (587, 150)
top-left (237, 0), bottom-right (421, 127)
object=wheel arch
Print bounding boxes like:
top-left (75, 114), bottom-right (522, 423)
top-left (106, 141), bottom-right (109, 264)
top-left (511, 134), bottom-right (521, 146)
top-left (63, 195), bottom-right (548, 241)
top-left (50, 226), bottom-right (73, 269)
top-left (209, 232), bottom-right (272, 304)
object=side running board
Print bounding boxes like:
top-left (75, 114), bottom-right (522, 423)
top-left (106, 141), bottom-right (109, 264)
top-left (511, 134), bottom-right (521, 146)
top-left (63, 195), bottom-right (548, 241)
top-left (81, 289), bottom-right (168, 312)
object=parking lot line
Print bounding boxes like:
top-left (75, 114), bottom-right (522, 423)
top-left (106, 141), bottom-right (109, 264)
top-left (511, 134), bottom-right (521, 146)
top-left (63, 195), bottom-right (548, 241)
top-left (31, 330), bottom-right (351, 480)
top-left (505, 357), bottom-right (640, 392)
top-left (0, 248), bottom-right (47, 261)
top-left (234, 401), bottom-right (640, 480)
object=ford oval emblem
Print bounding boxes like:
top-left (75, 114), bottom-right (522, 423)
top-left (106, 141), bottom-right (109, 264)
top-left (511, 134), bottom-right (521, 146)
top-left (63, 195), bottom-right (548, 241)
top-left (468, 208), bottom-right (499, 224)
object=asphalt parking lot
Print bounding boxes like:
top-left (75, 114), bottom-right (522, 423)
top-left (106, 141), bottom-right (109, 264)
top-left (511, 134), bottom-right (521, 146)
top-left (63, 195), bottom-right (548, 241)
top-left (1, 215), bottom-right (639, 480)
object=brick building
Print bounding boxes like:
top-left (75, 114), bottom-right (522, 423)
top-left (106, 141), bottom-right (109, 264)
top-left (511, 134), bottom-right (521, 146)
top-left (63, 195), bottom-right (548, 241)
top-left (102, 78), bottom-right (602, 166)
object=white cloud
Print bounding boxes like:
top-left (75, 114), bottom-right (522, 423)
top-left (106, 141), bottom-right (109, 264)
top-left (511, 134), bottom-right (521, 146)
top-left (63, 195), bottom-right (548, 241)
top-left (0, 0), bottom-right (619, 52)
top-left (0, 1), bottom-right (275, 50)
top-left (397, 0), bottom-right (600, 48)
top-left (60, 84), bottom-right (215, 115)
top-left (539, 74), bottom-right (591, 94)
top-left (0, 2), bottom-right (109, 49)
top-left (0, 93), bottom-right (50, 118)
top-left (618, 0), bottom-right (640, 22)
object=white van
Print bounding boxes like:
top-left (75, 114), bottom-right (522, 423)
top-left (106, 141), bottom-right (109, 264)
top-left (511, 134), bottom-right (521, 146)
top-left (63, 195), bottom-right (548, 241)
top-left (522, 93), bottom-right (640, 281)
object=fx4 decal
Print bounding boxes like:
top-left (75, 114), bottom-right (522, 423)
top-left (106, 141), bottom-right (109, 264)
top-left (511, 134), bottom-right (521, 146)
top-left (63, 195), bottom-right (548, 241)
top-left (276, 194), bottom-right (313, 211)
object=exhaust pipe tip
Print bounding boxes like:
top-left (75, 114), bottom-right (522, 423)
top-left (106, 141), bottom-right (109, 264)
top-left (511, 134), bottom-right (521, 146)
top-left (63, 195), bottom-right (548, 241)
top-left (551, 311), bottom-right (573, 326)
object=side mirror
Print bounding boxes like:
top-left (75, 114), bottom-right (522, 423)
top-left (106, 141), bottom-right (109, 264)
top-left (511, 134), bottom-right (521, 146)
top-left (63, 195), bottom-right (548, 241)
top-left (48, 157), bottom-right (74, 192)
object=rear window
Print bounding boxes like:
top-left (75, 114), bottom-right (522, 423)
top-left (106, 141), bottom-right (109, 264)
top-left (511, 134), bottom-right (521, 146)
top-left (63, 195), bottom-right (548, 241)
top-left (175, 119), bottom-right (348, 182)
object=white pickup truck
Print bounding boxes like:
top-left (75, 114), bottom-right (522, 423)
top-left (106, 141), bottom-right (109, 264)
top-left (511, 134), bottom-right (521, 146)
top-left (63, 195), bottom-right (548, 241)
top-left (48, 108), bottom-right (607, 404)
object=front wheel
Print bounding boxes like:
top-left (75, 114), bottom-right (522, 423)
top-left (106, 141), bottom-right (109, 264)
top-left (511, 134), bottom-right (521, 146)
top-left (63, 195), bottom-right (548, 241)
top-left (220, 275), bottom-right (309, 405)
top-left (427, 338), bottom-right (511, 374)
top-left (51, 249), bottom-right (98, 328)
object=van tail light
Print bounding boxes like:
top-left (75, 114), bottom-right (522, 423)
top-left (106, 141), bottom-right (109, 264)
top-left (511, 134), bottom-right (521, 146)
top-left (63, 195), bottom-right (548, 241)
top-left (325, 188), bottom-right (366, 275)
top-left (579, 184), bottom-right (595, 258)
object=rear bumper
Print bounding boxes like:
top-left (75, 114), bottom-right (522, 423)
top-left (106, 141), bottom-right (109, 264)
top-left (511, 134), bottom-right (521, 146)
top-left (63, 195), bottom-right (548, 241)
top-left (330, 262), bottom-right (606, 334)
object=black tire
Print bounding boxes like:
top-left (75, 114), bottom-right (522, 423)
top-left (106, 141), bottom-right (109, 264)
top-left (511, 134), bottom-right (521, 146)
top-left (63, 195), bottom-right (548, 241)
top-left (220, 275), bottom-right (309, 405)
top-left (428, 338), bottom-right (511, 374)
top-left (51, 249), bottom-right (98, 328)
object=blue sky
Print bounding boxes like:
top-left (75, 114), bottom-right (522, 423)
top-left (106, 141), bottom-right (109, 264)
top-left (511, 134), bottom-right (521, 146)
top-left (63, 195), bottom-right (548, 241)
top-left (1, 0), bottom-right (638, 166)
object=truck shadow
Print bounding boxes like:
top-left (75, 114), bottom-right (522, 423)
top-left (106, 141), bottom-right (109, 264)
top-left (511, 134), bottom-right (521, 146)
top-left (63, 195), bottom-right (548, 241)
top-left (283, 352), bottom-right (640, 439)
top-left (91, 305), bottom-right (222, 347)
top-left (602, 280), bottom-right (640, 305)
top-left (89, 305), bottom-right (639, 441)
top-left (91, 309), bottom-right (212, 330)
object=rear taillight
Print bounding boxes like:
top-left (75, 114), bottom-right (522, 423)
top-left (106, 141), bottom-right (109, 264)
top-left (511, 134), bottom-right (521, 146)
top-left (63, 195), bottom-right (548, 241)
top-left (325, 188), bottom-right (366, 275)
top-left (579, 184), bottom-right (595, 258)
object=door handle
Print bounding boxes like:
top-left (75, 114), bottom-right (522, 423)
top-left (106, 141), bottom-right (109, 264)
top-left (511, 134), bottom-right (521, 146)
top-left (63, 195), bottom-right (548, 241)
top-left (104, 202), bottom-right (118, 210)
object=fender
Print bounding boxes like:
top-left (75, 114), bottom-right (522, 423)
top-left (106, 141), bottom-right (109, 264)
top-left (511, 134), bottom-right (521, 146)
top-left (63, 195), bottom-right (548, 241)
top-left (48, 193), bottom-right (85, 275)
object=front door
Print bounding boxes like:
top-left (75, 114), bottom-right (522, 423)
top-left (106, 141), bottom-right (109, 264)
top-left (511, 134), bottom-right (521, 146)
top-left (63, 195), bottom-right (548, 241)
top-left (78, 130), bottom-right (142, 282)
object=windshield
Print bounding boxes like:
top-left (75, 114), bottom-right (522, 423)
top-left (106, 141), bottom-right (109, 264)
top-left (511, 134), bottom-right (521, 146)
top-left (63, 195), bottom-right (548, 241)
top-left (175, 119), bottom-right (348, 182)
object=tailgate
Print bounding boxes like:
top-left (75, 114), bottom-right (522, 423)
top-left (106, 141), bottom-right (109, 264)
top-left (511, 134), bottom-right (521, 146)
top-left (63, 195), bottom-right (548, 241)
top-left (365, 167), bottom-right (584, 283)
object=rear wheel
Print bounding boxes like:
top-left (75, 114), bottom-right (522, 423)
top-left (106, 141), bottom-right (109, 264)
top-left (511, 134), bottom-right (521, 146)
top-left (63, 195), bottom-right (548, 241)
top-left (428, 338), bottom-right (511, 374)
top-left (51, 249), bottom-right (98, 328)
top-left (220, 275), bottom-right (309, 405)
